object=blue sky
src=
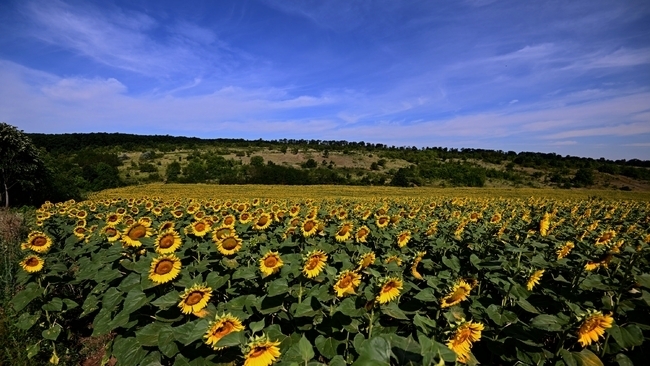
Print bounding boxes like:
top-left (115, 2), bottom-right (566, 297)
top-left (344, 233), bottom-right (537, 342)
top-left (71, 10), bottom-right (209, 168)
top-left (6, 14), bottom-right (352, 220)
top-left (1, 0), bottom-right (649, 160)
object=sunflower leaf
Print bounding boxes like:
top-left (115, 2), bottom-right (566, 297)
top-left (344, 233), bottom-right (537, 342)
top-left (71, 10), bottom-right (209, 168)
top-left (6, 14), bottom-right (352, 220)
top-left (267, 278), bottom-right (289, 297)
top-left (205, 272), bottom-right (229, 290)
top-left (381, 302), bottom-right (408, 320)
top-left (572, 349), bottom-right (604, 366)
top-left (120, 290), bottom-right (149, 315)
top-left (214, 330), bottom-right (245, 348)
top-left (151, 290), bottom-right (180, 309)
top-left (42, 324), bottom-right (62, 341)
top-left (16, 312), bottom-right (41, 330)
top-left (636, 274), bottom-right (650, 289)
top-left (297, 335), bottom-right (315, 362)
top-left (11, 282), bottom-right (42, 312)
top-left (315, 335), bottom-right (342, 360)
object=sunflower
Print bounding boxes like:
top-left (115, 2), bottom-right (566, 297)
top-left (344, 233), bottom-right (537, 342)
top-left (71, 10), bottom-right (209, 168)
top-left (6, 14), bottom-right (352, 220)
top-left (301, 219), bottom-right (318, 237)
top-left (425, 221), bottom-right (438, 236)
top-left (358, 252), bottom-right (376, 270)
top-left (376, 277), bottom-right (403, 304)
top-left (411, 251), bottom-right (426, 280)
top-left (355, 226), bottom-right (370, 243)
top-left (595, 230), bottom-right (616, 246)
top-left (376, 215), bottom-right (389, 229)
top-left (289, 205), bottom-right (301, 217)
top-left (148, 254), bottom-right (182, 284)
top-left (556, 241), bottom-right (574, 259)
top-left (155, 229), bottom-right (182, 254)
top-left (526, 269), bottom-right (545, 291)
top-left (577, 311), bottom-right (614, 347)
top-left (20, 255), bottom-right (44, 273)
top-left (138, 217), bottom-right (152, 227)
top-left (159, 221), bottom-right (175, 232)
top-left (539, 213), bottom-right (551, 237)
top-left (216, 233), bottom-right (243, 256)
top-left (585, 253), bottom-right (613, 271)
top-left (490, 213), bottom-right (502, 224)
top-left (384, 254), bottom-right (403, 266)
top-left (171, 209), bottom-right (185, 219)
top-left (333, 270), bottom-right (361, 297)
top-left (188, 220), bottom-right (211, 237)
top-left (178, 284), bottom-right (212, 314)
top-left (73, 226), bottom-right (87, 240)
top-left (334, 222), bottom-right (353, 242)
top-left (302, 250), bottom-right (328, 278)
top-left (253, 213), bottom-right (272, 231)
top-left (447, 320), bottom-right (484, 363)
top-left (222, 214), bottom-right (236, 228)
top-left (396, 230), bottom-right (411, 248)
top-left (122, 223), bottom-right (152, 248)
top-left (204, 313), bottom-right (245, 350)
top-left (102, 226), bottom-right (121, 242)
top-left (243, 334), bottom-right (282, 366)
top-left (260, 251), bottom-right (283, 277)
top-left (212, 226), bottom-right (233, 241)
top-left (21, 231), bottom-right (53, 253)
top-left (440, 280), bottom-right (472, 308)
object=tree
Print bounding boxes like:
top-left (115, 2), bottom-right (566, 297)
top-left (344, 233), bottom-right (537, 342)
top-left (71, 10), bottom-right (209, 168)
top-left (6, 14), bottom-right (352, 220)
top-left (0, 123), bottom-right (45, 207)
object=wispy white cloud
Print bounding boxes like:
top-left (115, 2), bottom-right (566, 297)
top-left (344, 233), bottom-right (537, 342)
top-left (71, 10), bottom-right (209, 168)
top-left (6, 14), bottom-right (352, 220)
top-left (19, 0), bottom-right (233, 78)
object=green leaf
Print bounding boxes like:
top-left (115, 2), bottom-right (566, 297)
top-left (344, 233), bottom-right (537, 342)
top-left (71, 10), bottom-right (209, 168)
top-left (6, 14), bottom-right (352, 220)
top-left (353, 336), bottom-right (391, 366)
top-left (267, 278), bottom-right (289, 297)
top-left (414, 288), bottom-right (436, 302)
top-left (572, 349), bottom-right (603, 366)
top-left (214, 330), bottom-right (245, 349)
top-left (636, 274), bottom-right (650, 289)
top-left (413, 313), bottom-right (436, 332)
top-left (118, 272), bottom-right (142, 292)
top-left (205, 272), bottom-right (229, 290)
top-left (337, 298), bottom-right (364, 317)
top-left (315, 335), bottom-right (342, 360)
top-left (531, 314), bottom-right (566, 332)
top-left (293, 296), bottom-right (318, 317)
top-left (121, 290), bottom-right (149, 315)
top-left (11, 282), bottom-right (42, 312)
top-left (441, 256), bottom-right (460, 272)
top-left (560, 349), bottom-right (577, 366)
top-left (92, 308), bottom-right (113, 336)
top-left (80, 295), bottom-right (99, 317)
top-left (62, 298), bottom-right (79, 310)
top-left (158, 326), bottom-right (179, 358)
top-left (42, 297), bottom-right (63, 312)
top-left (42, 324), bottom-right (62, 341)
top-left (381, 302), bottom-right (408, 320)
top-left (15, 312), bottom-right (40, 330)
top-left (297, 335), bottom-right (315, 362)
top-left (232, 266), bottom-right (256, 280)
top-left (486, 304), bottom-right (518, 326)
top-left (249, 319), bottom-right (265, 333)
top-left (173, 319), bottom-right (210, 346)
top-left (517, 299), bottom-right (540, 314)
top-left (615, 353), bottom-right (633, 366)
top-left (151, 290), bottom-right (180, 309)
top-left (136, 322), bottom-right (167, 347)
top-left (26, 343), bottom-right (40, 359)
top-left (608, 324), bottom-right (643, 348)
top-left (112, 336), bottom-right (147, 366)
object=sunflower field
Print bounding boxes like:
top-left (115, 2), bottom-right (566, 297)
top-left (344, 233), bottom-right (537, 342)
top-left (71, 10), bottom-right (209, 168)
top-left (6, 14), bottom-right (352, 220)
top-left (11, 194), bottom-right (650, 365)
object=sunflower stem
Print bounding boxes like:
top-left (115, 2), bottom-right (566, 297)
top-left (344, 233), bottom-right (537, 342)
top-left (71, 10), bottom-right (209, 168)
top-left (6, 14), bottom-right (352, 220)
top-left (368, 308), bottom-right (374, 338)
top-left (298, 281), bottom-right (303, 304)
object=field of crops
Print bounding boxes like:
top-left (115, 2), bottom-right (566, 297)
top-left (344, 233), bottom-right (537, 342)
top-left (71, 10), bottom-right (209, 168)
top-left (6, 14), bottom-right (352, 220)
top-left (11, 189), bottom-right (650, 365)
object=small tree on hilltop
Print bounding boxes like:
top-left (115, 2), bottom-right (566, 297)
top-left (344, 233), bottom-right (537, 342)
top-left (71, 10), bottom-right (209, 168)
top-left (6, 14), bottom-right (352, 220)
top-left (0, 122), bottom-right (45, 207)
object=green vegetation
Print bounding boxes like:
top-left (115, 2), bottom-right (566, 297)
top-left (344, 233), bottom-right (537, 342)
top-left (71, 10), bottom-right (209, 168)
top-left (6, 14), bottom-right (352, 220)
top-left (1, 124), bottom-right (649, 207)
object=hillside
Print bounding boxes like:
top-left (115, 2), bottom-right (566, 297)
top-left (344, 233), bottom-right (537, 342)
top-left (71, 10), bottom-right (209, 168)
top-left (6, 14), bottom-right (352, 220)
top-left (17, 132), bottom-right (650, 206)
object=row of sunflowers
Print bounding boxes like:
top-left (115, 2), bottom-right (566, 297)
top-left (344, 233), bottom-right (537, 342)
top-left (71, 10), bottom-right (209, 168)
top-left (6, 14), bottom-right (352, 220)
top-left (12, 195), bottom-right (650, 365)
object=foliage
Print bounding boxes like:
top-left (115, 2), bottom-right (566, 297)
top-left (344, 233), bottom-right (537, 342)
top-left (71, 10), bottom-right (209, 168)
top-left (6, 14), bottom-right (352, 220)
top-left (0, 123), bottom-right (47, 207)
top-left (11, 193), bottom-right (650, 365)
